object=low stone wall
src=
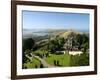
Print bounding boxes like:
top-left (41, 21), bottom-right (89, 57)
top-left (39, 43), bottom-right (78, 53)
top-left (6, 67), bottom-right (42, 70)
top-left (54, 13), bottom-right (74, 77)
top-left (69, 51), bottom-right (82, 55)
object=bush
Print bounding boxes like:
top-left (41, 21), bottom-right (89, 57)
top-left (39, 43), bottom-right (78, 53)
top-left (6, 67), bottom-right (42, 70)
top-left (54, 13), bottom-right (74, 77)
top-left (70, 53), bottom-right (89, 66)
top-left (40, 63), bottom-right (44, 68)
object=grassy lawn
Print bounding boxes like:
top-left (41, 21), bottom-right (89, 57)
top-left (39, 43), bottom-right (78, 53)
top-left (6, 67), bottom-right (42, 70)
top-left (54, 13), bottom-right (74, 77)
top-left (45, 53), bottom-right (71, 67)
top-left (23, 49), bottom-right (89, 69)
top-left (23, 58), bottom-right (40, 69)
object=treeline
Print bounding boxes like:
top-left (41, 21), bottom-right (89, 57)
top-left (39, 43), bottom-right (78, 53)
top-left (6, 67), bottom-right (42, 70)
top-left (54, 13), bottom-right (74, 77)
top-left (48, 36), bottom-right (65, 52)
top-left (70, 53), bottom-right (89, 66)
top-left (66, 32), bottom-right (89, 52)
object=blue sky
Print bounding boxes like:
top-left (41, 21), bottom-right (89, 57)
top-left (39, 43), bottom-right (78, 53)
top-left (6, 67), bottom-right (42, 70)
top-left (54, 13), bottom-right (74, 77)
top-left (22, 10), bottom-right (89, 30)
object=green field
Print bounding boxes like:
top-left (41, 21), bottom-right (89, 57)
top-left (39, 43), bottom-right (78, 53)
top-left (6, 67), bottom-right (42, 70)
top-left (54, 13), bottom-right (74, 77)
top-left (45, 54), bottom-right (71, 67)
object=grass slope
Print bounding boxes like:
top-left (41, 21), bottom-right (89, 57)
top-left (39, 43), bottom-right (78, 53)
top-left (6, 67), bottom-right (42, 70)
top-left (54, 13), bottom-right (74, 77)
top-left (45, 53), bottom-right (71, 67)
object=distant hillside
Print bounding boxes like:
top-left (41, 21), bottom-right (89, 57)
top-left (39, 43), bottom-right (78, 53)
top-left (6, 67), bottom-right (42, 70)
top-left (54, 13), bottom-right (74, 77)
top-left (51, 29), bottom-right (89, 39)
top-left (23, 29), bottom-right (89, 40)
top-left (59, 30), bottom-right (79, 38)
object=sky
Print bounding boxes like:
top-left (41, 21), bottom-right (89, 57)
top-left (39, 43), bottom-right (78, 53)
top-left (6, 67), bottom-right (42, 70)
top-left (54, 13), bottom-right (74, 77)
top-left (22, 10), bottom-right (89, 30)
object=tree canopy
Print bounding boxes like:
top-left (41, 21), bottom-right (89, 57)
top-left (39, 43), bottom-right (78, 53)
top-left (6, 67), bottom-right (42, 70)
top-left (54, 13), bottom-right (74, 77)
top-left (23, 38), bottom-right (35, 52)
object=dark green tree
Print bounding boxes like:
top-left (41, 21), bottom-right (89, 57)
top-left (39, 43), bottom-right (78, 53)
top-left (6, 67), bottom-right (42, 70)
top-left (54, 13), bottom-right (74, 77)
top-left (22, 38), bottom-right (35, 63)
top-left (76, 34), bottom-right (89, 50)
top-left (23, 38), bottom-right (35, 51)
top-left (48, 36), bottom-right (65, 52)
top-left (81, 42), bottom-right (89, 53)
top-left (40, 63), bottom-right (44, 68)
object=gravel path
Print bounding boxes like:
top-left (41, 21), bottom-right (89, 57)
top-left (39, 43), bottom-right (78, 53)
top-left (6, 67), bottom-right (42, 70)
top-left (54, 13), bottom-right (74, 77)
top-left (30, 53), bottom-right (55, 68)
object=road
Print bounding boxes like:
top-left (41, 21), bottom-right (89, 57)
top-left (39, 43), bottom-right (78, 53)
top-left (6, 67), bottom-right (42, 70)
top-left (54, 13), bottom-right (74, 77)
top-left (30, 53), bottom-right (55, 68)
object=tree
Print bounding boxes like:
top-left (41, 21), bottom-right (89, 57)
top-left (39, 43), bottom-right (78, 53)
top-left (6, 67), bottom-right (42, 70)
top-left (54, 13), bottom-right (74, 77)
top-left (23, 38), bottom-right (35, 52)
top-left (76, 34), bottom-right (84, 50)
top-left (58, 37), bottom-right (65, 48)
top-left (48, 39), bottom-right (57, 52)
top-left (57, 60), bottom-right (59, 66)
top-left (48, 36), bottom-right (65, 52)
top-left (22, 38), bottom-right (35, 63)
top-left (40, 63), bottom-right (44, 68)
top-left (54, 60), bottom-right (56, 66)
top-left (70, 54), bottom-right (89, 66)
top-left (78, 53), bottom-right (89, 66)
top-left (81, 42), bottom-right (89, 53)
top-left (76, 34), bottom-right (89, 50)
top-left (35, 65), bottom-right (38, 68)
